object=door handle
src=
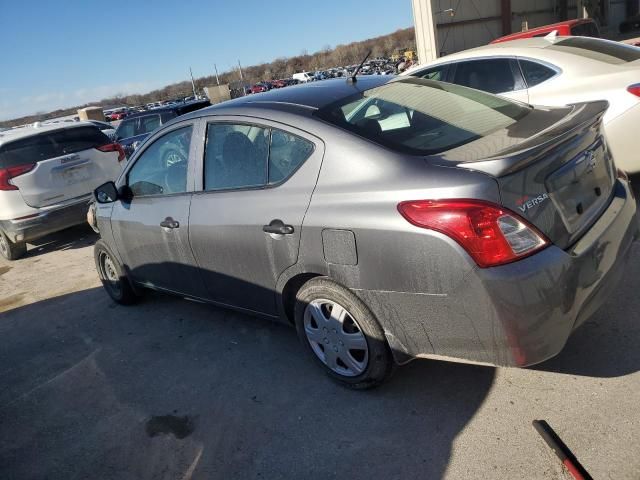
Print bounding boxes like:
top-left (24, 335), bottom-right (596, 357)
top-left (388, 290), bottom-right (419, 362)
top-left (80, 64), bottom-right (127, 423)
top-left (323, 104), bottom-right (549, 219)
top-left (263, 219), bottom-right (294, 235)
top-left (160, 217), bottom-right (180, 229)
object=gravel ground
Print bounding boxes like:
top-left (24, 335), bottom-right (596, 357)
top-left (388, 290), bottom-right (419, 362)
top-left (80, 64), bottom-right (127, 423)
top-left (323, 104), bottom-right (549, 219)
top-left (1, 217), bottom-right (639, 479)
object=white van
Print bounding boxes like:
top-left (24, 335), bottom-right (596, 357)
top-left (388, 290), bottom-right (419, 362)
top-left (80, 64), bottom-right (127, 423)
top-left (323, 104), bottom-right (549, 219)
top-left (292, 72), bottom-right (314, 83)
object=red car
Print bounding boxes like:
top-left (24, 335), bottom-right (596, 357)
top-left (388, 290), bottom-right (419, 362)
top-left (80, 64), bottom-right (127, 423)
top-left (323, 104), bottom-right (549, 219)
top-left (271, 79), bottom-right (287, 88)
top-left (490, 18), bottom-right (600, 44)
top-left (250, 83), bottom-right (269, 94)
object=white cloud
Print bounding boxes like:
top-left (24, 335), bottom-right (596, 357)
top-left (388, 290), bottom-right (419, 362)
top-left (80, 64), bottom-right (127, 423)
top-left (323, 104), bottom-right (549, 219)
top-left (0, 81), bottom-right (164, 121)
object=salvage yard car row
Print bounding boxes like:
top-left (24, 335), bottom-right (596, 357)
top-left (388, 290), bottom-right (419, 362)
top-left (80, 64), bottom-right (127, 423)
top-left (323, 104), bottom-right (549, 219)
top-left (2, 34), bottom-right (640, 389)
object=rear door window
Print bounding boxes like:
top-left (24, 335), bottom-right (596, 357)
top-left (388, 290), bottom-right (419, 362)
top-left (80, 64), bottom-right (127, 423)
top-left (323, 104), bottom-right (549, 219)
top-left (571, 22), bottom-right (599, 37)
top-left (268, 130), bottom-right (314, 184)
top-left (519, 60), bottom-right (558, 87)
top-left (452, 58), bottom-right (525, 94)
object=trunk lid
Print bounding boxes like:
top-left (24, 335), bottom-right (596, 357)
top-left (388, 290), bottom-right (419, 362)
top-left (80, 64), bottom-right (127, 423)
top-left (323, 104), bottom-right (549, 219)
top-left (436, 101), bottom-right (615, 249)
top-left (1, 125), bottom-right (122, 208)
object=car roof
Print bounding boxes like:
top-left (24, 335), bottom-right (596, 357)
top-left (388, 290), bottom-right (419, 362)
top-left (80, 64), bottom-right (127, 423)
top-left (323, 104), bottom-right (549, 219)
top-left (0, 121), bottom-right (100, 147)
top-left (181, 76), bottom-right (391, 121)
top-left (402, 36), bottom-right (635, 75)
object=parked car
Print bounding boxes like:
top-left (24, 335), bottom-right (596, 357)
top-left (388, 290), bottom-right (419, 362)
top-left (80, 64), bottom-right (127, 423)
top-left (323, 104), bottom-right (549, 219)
top-left (92, 76), bottom-right (636, 388)
top-left (491, 18), bottom-right (600, 43)
top-left (0, 122), bottom-right (124, 260)
top-left (293, 72), bottom-right (314, 83)
top-left (114, 100), bottom-right (210, 157)
top-left (403, 36), bottom-right (640, 173)
top-left (250, 83), bottom-right (269, 94)
top-left (271, 79), bottom-right (287, 88)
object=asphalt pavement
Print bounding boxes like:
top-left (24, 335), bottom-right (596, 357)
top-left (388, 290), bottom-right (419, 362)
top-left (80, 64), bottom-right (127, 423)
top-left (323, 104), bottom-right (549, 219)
top-left (1, 183), bottom-right (639, 479)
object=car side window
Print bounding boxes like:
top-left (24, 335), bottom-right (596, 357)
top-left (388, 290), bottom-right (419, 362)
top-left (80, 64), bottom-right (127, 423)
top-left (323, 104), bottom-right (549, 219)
top-left (412, 64), bottom-right (449, 81)
top-left (116, 118), bottom-right (137, 139)
top-left (140, 114), bottom-right (161, 135)
top-left (204, 124), bottom-right (269, 190)
top-left (452, 59), bottom-right (524, 94)
top-left (268, 130), bottom-right (314, 184)
top-left (519, 60), bottom-right (557, 87)
top-left (127, 125), bottom-right (193, 196)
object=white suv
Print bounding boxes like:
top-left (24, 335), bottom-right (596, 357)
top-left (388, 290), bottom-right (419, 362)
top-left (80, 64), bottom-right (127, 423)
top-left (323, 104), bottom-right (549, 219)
top-left (0, 122), bottom-right (124, 260)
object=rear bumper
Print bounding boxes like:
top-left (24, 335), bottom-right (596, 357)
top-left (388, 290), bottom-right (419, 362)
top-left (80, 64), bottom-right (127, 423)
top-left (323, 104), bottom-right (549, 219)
top-left (356, 179), bottom-right (638, 367)
top-left (0, 196), bottom-right (92, 243)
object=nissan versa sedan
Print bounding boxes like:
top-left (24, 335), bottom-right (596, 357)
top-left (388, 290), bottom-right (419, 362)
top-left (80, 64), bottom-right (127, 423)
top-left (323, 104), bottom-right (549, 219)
top-left (92, 76), bottom-right (637, 389)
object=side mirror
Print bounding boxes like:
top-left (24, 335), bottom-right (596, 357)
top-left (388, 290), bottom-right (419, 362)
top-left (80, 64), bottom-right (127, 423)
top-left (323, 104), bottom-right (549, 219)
top-left (94, 181), bottom-right (118, 203)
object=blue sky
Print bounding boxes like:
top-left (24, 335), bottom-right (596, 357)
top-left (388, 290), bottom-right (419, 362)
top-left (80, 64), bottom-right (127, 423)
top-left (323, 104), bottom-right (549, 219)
top-left (0, 0), bottom-right (413, 120)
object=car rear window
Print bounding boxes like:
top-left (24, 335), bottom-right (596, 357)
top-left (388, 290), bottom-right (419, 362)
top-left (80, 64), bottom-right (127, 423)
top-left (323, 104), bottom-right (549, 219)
top-left (0, 126), bottom-right (110, 169)
top-left (548, 37), bottom-right (640, 64)
top-left (314, 77), bottom-right (530, 155)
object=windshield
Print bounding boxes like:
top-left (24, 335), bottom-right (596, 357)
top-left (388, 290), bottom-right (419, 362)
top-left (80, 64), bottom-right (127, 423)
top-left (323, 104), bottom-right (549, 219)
top-left (314, 77), bottom-right (531, 155)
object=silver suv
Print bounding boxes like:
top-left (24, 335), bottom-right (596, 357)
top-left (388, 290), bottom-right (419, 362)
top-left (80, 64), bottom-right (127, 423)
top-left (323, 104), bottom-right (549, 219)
top-left (0, 122), bottom-right (124, 260)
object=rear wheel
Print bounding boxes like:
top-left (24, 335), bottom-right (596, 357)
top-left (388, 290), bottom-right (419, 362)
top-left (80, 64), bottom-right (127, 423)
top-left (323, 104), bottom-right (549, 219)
top-left (94, 240), bottom-right (138, 305)
top-left (0, 231), bottom-right (27, 261)
top-left (294, 277), bottom-right (393, 389)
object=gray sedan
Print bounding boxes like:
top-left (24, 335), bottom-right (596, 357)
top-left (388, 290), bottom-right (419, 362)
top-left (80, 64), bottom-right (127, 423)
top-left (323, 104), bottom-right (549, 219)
top-left (92, 76), bottom-right (637, 388)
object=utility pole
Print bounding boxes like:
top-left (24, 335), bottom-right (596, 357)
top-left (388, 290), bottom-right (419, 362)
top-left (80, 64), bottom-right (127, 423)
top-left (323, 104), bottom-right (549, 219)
top-left (237, 60), bottom-right (244, 81)
top-left (214, 64), bottom-right (220, 85)
top-left (189, 67), bottom-right (197, 98)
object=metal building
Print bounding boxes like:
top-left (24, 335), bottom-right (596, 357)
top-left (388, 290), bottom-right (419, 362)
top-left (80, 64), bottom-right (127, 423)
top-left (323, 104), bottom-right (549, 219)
top-left (413, 0), bottom-right (640, 61)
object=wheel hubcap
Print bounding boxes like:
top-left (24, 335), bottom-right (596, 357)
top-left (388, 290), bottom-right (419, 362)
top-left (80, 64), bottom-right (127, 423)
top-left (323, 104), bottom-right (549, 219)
top-left (100, 252), bottom-right (121, 295)
top-left (303, 299), bottom-right (369, 377)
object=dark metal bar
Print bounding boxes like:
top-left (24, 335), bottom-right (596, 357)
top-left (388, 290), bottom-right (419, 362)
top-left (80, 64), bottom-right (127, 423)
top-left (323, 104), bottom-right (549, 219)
top-left (532, 420), bottom-right (593, 480)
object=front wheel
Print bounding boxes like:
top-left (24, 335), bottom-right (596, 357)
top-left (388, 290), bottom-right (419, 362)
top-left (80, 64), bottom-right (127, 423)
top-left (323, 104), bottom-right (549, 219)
top-left (94, 240), bottom-right (138, 305)
top-left (294, 277), bottom-right (393, 389)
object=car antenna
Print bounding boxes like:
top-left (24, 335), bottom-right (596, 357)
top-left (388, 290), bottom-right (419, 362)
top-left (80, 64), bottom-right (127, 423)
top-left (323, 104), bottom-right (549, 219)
top-left (347, 50), bottom-right (372, 84)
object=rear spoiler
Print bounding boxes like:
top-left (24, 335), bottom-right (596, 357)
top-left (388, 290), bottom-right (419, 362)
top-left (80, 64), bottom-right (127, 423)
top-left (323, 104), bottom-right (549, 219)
top-left (457, 100), bottom-right (609, 177)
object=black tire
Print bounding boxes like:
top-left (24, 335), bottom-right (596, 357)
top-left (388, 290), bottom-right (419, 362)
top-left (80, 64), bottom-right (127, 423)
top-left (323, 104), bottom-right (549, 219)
top-left (0, 231), bottom-right (27, 261)
top-left (94, 239), bottom-right (138, 305)
top-left (294, 277), bottom-right (394, 389)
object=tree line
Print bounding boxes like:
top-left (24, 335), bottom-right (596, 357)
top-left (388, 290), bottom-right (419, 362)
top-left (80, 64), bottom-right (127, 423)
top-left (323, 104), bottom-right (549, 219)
top-left (1, 27), bottom-right (415, 127)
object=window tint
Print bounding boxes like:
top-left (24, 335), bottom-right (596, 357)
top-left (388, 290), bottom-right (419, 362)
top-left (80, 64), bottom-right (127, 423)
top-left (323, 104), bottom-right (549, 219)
top-left (519, 60), bottom-right (557, 87)
top-left (0, 127), bottom-right (109, 169)
top-left (314, 77), bottom-right (530, 156)
top-left (128, 126), bottom-right (192, 196)
top-left (139, 115), bottom-right (161, 135)
top-left (115, 119), bottom-right (137, 139)
top-left (204, 124), bottom-right (269, 190)
top-left (549, 37), bottom-right (640, 64)
top-left (269, 131), bottom-right (314, 184)
top-left (48, 127), bottom-right (110, 155)
top-left (452, 59), bottom-right (523, 94)
top-left (0, 134), bottom-right (58, 169)
top-left (413, 65), bottom-right (448, 81)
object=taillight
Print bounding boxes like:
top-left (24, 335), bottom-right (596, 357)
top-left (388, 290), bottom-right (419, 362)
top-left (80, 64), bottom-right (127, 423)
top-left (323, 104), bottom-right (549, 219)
top-left (397, 199), bottom-right (549, 268)
top-left (97, 143), bottom-right (126, 162)
top-left (627, 84), bottom-right (640, 97)
top-left (0, 164), bottom-right (35, 191)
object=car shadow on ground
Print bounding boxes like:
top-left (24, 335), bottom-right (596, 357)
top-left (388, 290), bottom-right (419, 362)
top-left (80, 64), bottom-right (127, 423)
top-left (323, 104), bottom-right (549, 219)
top-left (0, 287), bottom-right (494, 480)
top-left (24, 224), bottom-right (97, 258)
